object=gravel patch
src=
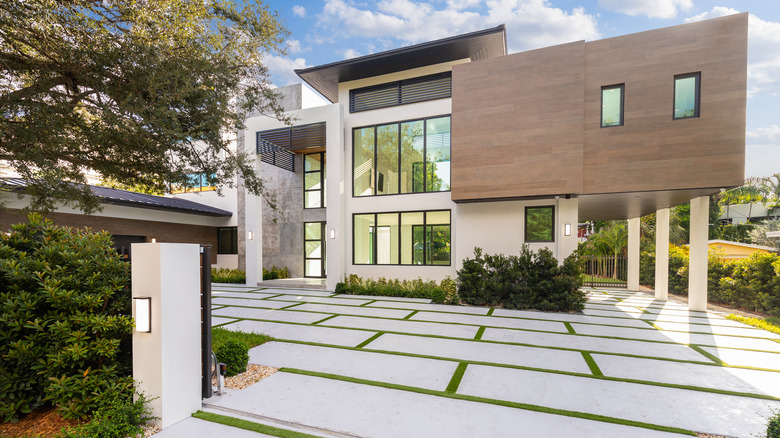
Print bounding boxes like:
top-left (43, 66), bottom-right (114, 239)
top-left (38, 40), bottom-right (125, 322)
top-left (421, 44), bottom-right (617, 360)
top-left (212, 364), bottom-right (279, 390)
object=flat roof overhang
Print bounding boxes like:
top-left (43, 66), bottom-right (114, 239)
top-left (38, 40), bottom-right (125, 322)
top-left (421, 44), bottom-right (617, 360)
top-left (295, 25), bottom-right (507, 103)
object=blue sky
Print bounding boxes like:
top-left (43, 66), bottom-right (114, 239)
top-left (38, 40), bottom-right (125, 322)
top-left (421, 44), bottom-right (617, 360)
top-left (261, 0), bottom-right (780, 179)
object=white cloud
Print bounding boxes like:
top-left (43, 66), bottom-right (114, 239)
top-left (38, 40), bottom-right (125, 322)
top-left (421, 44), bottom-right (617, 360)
top-left (747, 125), bottom-right (780, 141)
top-left (292, 5), bottom-right (306, 17)
top-left (287, 39), bottom-right (303, 54)
top-left (263, 55), bottom-right (308, 87)
top-left (343, 48), bottom-right (361, 59)
top-left (318, 0), bottom-right (599, 53)
top-left (598, 0), bottom-right (692, 19)
top-left (686, 8), bottom-right (780, 97)
top-left (745, 125), bottom-right (780, 178)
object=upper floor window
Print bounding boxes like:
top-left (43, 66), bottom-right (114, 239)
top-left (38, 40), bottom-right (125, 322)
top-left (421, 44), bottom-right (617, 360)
top-left (525, 206), bottom-right (555, 242)
top-left (353, 115), bottom-right (451, 197)
top-left (601, 84), bottom-right (624, 127)
top-left (349, 72), bottom-right (452, 113)
top-left (304, 152), bottom-right (325, 209)
top-left (171, 173), bottom-right (216, 194)
top-left (674, 73), bottom-right (700, 119)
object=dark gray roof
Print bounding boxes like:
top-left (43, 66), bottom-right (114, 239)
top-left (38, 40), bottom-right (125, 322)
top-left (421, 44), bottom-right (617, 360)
top-left (0, 178), bottom-right (232, 217)
top-left (295, 25), bottom-right (507, 103)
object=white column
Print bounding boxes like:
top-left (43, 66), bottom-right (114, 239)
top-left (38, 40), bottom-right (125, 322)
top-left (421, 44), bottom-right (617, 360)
top-left (132, 243), bottom-right (201, 429)
top-left (655, 208), bottom-right (670, 301)
top-left (557, 197), bottom-right (579, 261)
top-left (627, 217), bottom-right (641, 291)
top-left (689, 196), bottom-right (710, 311)
top-left (325, 105), bottom-right (345, 290)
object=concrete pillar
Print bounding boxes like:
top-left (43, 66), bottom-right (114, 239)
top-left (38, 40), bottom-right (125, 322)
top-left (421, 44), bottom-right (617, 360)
top-left (132, 243), bottom-right (201, 429)
top-left (627, 217), bottom-right (641, 291)
top-left (325, 106), bottom-right (344, 290)
top-left (655, 208), bottom-right (670, 301)
top-left (557, 197), bottom-right (579, 261)
top-left (689, 196), bottom-right (710, 311)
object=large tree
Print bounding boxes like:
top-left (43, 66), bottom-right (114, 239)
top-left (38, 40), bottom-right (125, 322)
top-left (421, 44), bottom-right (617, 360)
top-left (0, 0), bottom-right (291, 212)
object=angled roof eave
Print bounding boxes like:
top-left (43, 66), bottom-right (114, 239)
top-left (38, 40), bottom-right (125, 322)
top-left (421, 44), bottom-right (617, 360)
top-left (295, 24), bottom-right (507, 103)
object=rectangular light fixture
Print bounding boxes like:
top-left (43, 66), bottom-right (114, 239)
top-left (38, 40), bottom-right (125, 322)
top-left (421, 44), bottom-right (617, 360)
top-left (330, 229), bottom-right (336, 240)
top-left (248, 231), bottom-right (254, 240)
top-left (564, 224), bottom-right (572, 236)
top-left (134, 297), bottom-right (151, 333)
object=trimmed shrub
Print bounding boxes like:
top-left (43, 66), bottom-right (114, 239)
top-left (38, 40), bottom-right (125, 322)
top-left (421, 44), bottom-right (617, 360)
top-left (768, 410), bottom-right (780, 438)
top-left (59, 393), bottom-right (155, 438)
top-left (0, 215), bottom-right (134, 421)
top-left (457, 246), bottom-right (586, 312)
top-left (262, 266), bottom-right (289, 280)
top-left (211, 268), bottom-right (245, 283)
top-left (336, 275), bottom-right (459, 305)
top-left (215, 340), bottom-right (249, 377)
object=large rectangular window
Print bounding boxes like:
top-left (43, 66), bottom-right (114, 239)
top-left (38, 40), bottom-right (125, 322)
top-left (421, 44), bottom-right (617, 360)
top-left (354, 210), bottom-right (450, 265)
top-left (353, 115), bottom-right (450, 197)
top-left (217, 227), bottom-right (238, 254)
top-left (674, 73), bottom-right (700, 119)
top-left (304, 152), bottom-right (325, 208)
top-left (525, 206), bottom-right (555, 242)
top-left (171, 173), bottom-right (216, 194)
top-left (349, 72), bottom-right (452, 113)
top-left (601, 84), bottom-right (624, 128)
top-left (304, 222), bottom-right (326, 278)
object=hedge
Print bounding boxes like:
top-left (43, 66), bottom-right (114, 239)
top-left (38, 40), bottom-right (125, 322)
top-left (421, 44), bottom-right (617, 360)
top-left (336, 276), bottom-right (459, 305)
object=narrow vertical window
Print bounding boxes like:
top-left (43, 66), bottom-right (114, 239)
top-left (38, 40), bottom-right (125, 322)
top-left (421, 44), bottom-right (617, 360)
top-left (400, 120), bottom-right (424, 194)
top-left (376, 213), bottom-right (400, 264)
top-left (353, 127), bottom-right (375, 196)
top-left (353, 214), bottom-right (376, 264)
top-left (601, 84), bottom-right (624, 127)
top-left (674, 73), bottom-right (700, 119)
top-left (425, 117), bottom-right (451, 192)
top-left (376, 124), bottom-right (399, 195)
top-left (304, 153), bottom-right (325, 208)
top-left (304, 222), bottom-right (325, 278)
top-left (525, 206), bottom-right (555, 242)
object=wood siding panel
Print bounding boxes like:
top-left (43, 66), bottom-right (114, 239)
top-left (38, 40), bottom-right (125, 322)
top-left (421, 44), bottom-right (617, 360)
top-left (451, 41), bottom-right (585, 201)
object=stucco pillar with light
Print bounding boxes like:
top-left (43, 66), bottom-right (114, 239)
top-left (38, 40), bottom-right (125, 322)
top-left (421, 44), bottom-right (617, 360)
top-left (688, 196), bottom-right (709, 311)
top-left (655, 207), bottom-right (670, 300)
top-left (627, 217), bottom-right (641, 291)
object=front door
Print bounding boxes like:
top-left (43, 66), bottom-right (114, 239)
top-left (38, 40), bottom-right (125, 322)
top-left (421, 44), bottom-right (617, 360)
top-left (304, 222), bottom-right (326, 278)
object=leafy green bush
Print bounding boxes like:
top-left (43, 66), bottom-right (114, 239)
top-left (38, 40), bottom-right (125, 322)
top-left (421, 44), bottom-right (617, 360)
top-left (211, 268), bottom-right (245, 283)
top-left (215, 340), bottom-right (249, 377)
top-left (59, 393), bottom-right (155, 438)
top-left (211, 327), bottom-right (272, 352)
top-left (336, 275), bottom-right (459, 305)
top-left (262, 266), bottom-right (289, 280)
top-left (0, 215), bottom-right (134, 421)
top-left (457, 246), bottom-right (586, 312)
top-left (768, 410), bottom-right (780, 438)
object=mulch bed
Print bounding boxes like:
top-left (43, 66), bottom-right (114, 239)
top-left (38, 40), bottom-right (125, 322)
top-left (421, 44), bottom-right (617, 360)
top-left (0, 408), bottom-right (79, 438)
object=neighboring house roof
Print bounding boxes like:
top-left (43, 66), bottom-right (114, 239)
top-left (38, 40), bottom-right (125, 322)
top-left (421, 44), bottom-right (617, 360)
top-left (0, 178), bottom-right (232, 217)
top-left (708, 239), bottom-right (777, 252)
top-left (295, 25), bottom-right (507, 103)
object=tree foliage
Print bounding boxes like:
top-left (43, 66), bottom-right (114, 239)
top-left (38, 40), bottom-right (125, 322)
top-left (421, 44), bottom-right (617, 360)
top-left (0, 0), bottom-right (290, 212)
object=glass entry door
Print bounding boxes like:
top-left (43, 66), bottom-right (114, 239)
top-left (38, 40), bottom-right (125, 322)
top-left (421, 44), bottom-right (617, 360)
top-left (304, 222), bottom-right (326, 278)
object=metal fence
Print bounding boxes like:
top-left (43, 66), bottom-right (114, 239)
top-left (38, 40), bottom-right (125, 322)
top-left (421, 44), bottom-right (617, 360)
top-left (584, 256), bottom-right (628, 288)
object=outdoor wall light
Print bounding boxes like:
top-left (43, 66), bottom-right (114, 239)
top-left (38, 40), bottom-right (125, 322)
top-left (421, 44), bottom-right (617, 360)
top-left (564, 223), bottom-right (572, 236)
top-left (248, 231), bottom-right (254, 241)
top-left (133, 297), bottom-right (152, 333)
top-left (150, 238), bottom-right (157, 243)
top-left (330, 229), bottom-right (336, 240)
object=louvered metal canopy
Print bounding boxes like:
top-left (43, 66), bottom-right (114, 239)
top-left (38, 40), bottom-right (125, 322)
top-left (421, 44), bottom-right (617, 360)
top-left (295, 25), bottom-right (507, 103)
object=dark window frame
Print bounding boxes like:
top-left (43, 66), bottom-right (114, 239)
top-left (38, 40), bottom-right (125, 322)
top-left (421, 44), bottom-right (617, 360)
top-left (673, 72), bottom-right (701, 120)
top-left (600, 84), bottom-right (625, 128)
top-left (217, 227), bottom-right (238, 254)
top-left (352, 209), bottom-right (451, 266)
top-left (524, 206), bottom-right (555, 243)
top-left (352, 114), bottom-right (451, 198)
top-left (303, 152), bottom-right (325, 209)
top-left (304, 221), bottom-right (326, 278)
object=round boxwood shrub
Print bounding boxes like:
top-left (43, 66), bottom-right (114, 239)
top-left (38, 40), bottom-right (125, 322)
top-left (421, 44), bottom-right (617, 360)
top-left (768, 411), bottom-right (780, 438)
top-left (215, 340), bottom-right (249, 377)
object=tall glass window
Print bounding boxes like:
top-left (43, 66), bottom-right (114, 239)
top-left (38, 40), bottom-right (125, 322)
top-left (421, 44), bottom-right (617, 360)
top-left (354, 210), bottom-right (450, 265)
top-left (304, 222), bottom-right (325, 278)
top-left (601, 84), bottom-right (624, 127)
top-left (525, 206), bottom-right (555, 242)
top-left (674, 73), bottom-right (700, 119)
top-left (304, 153), bottom-right (325, 209)
top-left (353, 115), bottom-right (450, 196)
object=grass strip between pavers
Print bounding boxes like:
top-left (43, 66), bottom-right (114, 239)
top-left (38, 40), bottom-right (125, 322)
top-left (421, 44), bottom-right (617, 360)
top-left (311, 314), bottom-right (339, 325)
top-left (403, 310), bottom-right (419, 320)
top-left (360, 299), bottom-right (378, 307)
top-left (193, 411), bottom-right (321, 438)
top-left (474, 326), bottom-right (486, 340)
top-left (487, 307), bottom-right (495, 316)
top-left (581, 352), bottom-right (603, 376)
top-left (281, 302), bottom-right (306, 310)
top-left (355, 332), bottom-right (385, 348)
top-left (445, 362), bottom-right (469, 393)
top-left (564, 322), bottom-right (576, 334)
top-left (278, 368), bottom-right (698, 436)
top-left (690, 345), bottom-right (726, 365)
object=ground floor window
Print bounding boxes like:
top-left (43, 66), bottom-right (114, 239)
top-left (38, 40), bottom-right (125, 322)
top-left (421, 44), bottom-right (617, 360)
top-left (353, 210), bottom-right (450, 265)
top-left (217, 227), bottom-right (238, 254)
top-left (304, 222), bottom-right (326, 277)
top-left (525, 206), bottom-right (555, 242)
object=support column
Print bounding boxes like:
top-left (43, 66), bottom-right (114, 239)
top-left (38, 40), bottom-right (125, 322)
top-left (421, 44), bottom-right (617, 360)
top-left (655, 208), bottom-right (670, 301)
top-left (627, 217), bottom-right (641, 291)
top-left (557, 197), bottom-right (579, 262)
top-left (689, 196), bottom-right (710, 311)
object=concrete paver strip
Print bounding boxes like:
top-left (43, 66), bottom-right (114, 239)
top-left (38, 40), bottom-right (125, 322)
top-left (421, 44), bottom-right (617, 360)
top-left (593, 353), bottom-right (780, 398)
top-left (701, 345), bottom-right (780, 369)
top-left (367, 333), bottom-right (592, 374)
top-left (491, 308), bottom-right (653, 328)
top-left (409, 310), bottom-right (570, 333)
top-left (212, 297), bottom-right (293, 309)
top-left (292, 302), bottom-right (412, 319)
top-left (324, 315), bottom-right (480, 338)
top-left (224, 319), bottom-right (376, 347)
top-left (458, 364), bottom-right (780, 438)
top-left (260, 288), bottom-right (336, 296)
top-left (210, 371), bottom-right (692, 438)
top-left (213, 306), bottom-right (326, 324)
top-left (212, 292), bottom-right (280, 299)
top-left (481, 327), bottom-right (707, 361)
top-left (653, 320), bottom-right (780, 339)
top-left (268, 295), bottom-right (373, 306)
top-left (250, 341), bottom-right (458, 391)
top-left (365, 300), bottom-right (490, 314)
top-left (152, 417), bottom-right (277, 438)
top-left (212, 316), bottom-right (238, 326)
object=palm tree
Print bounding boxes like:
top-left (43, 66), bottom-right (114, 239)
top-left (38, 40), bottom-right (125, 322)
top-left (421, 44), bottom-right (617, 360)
top-left (591, 221), bottom-right (628, 279)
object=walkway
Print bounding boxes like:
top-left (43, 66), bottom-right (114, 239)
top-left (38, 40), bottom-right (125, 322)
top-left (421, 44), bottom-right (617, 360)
top-left (170, 286), bottom-right (780, 437)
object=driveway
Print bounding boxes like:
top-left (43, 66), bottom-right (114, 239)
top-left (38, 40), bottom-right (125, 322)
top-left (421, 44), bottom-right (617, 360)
top-left (193, 285), bottom-right (780, 437)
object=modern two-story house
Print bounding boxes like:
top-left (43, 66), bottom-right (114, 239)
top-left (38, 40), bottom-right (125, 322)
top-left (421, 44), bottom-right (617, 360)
top-left (242, 13), bottom-right (746, 310)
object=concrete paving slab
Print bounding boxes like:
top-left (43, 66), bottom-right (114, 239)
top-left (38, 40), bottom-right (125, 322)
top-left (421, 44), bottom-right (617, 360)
top-left (658, 330), bottom-right (780, 352)
top-left (210, 371), bottom-right (691, 438)
top-left (701, 346), bottom-right (780, 370)
top-left (250, 341), bottom-right (458, 391)
top-left (324, 315), bottom-right (479, 338)
top-left (213, 307), bottom-right (325, 324)
top-left (409, 311), bottom-right (569, 333)
top-left (263, 288), bottom-right (337, 297)
top-left (458, 364), bottom-right (780, 438)
top-left (268, 295), bottom-right (373, 306)
top-left (366, 300), bottom-right (490, 314)
top-left (570, 323), bottom-right (675, 342)
top-left (333, 294), bottom-right (433, 303)
top-left (368, 333), bottom-right (591, 374)
top-left (212, 297), bottom-right (292, 309)
top-left (212, 292), bottom-right (278, 299)
top-left (212, 284), bottom-right (263, 290)
top-left (481, 327), bottom-right (706, 361)
top-left (225, 319), bottom-right (375, 347)
top-left (490, 308), bottom-right (652, 329)
top-left (594, 353), bottom-right (780, 398)
top-left (291, 303), bottom-right (412, 319)
top-left (213, 316), bottom-right (237, 326)
top-left (152, 417), bottom-right (276, 438)
top-left (653, 320), bottom-right (780, 339)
